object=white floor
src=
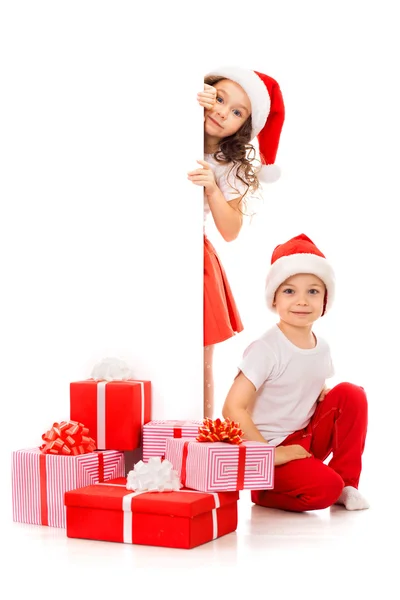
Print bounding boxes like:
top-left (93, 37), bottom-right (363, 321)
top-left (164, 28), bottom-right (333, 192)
top-left (3, 473), bottom-right (397, 599)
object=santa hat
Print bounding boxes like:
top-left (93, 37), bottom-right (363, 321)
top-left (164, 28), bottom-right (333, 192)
top-left (265, 234), bottom-right (335, 316)
top-left (205, 66), bottom-right (285, 183)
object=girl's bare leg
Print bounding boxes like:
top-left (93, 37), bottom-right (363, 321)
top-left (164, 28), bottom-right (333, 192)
top-left (204, 345), bottom-right (215, 418)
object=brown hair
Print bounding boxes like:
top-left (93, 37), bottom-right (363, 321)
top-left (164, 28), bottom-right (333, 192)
top-left (204, 75), bottom-right (261, 214)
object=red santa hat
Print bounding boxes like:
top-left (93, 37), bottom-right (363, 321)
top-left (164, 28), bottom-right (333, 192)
top-left (205, 66), bottom-right (285, 183)
top-left (265, 234), bottom-right (335, 316)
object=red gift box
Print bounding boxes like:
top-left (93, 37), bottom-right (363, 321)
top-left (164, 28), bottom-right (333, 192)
top-left (70, 379), bottom-right (151, 451)
top-left (142, 419), bottom-right (202, 462)
top-left (65, 477), bottom-right (239, 549)
top-left (12, 449), bottom-right (125, 528)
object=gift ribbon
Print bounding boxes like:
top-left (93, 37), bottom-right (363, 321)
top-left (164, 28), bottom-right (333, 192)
top-left (181, 441), bottom-right (247, 490)
top-left (181, 441), bottom-right (190, 488)
top-left (96, 380), bottom-right (145, 448)
top-left (96, 382), bottom-right (107, 449)
top-left (39, 450), bottom-right (104, 526)
top-left (97, 483), bottom-right (220, 543)
top-left (123, 490), bottom-right (146, 543)
top-left (237, 445), bottom-right (246, 490)
top-left (39, 453), bottom-right (48, 526)
top-left (160, 427), bottom-right (183, 459)
top-left (211, 492), bottom-right (220, 538)
top-left (196, 418), bottom-right (244, 444)
top-left (98, 452), bottom-right (105, 483)
top-left (40, 420), bottom-right (96, 455)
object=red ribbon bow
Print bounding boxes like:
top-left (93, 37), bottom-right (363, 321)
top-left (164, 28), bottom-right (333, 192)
top-left (196, 418), bottom-right (244, 445)
top-left (40, 420), bottom-right (96, 455)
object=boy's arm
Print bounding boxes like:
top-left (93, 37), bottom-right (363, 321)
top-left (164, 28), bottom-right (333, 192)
top-left (222, 371), bottom-right (312, 466)
top-left (222, 371), bottom-right (267, 442)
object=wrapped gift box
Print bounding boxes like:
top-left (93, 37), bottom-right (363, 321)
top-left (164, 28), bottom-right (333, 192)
top-left (142, 420), bottom-right (202, 461)
top-left (165, 437), bottom-right (275, 492)
top-left (65, 477), bottom-right (238, 549)
top-left (12, 449), bottom-right (125, 528)
top-left (70, 379), bottom-right (151, 451)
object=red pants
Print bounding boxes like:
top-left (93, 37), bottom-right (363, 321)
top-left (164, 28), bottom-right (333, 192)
top-left (251, 382), bottom-right (368, 512)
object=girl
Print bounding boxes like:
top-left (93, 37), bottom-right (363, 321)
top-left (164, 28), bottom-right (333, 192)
top-left (188, 66), bottom-right (285, 418)
top-left (222, 233), bottom-right (369, 512)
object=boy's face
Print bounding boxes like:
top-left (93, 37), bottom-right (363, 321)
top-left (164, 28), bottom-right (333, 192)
top-left (274, 273), bottom-right (326, 327)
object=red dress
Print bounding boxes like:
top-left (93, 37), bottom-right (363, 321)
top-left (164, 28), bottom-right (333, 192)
top-left (204, 234), bottom-right (243, 347)
top-left (203, 154), bottom-right (246, 347)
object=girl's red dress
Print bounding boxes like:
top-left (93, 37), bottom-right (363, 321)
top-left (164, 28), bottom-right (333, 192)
top-left (204, 234), bottom-right (243, 346)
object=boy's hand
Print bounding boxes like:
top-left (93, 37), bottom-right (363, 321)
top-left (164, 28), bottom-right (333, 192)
top-left (274, 444), bottom-right (312, 466)
top-left (197, 83), bottom-right (217, 110)
top-left (187, 160), bottom-right (218, 196)
top-left (317, 386), bottom-right (331, 402)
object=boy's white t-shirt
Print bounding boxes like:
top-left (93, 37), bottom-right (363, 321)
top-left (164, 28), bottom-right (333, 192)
top-left (238, 325), bottom-right (334, 446)
top-left (203, 154), bottom-right (247, 223)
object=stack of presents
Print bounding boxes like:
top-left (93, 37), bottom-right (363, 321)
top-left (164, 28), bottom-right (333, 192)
top-left (12, 359), bottom-right (275, 549)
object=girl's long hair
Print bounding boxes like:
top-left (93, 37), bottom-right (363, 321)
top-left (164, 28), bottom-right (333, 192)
top-left (204, 75), bottom-right (261, 213)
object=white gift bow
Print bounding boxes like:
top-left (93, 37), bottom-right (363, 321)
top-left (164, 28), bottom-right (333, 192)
top-left (126, 457), bottom-right (182, 492)
top-left (91, 357), bottom-right (134, 382)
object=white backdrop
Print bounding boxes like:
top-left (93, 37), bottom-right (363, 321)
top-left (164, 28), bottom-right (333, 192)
top-left (1, 0), bottom-right (399, 557)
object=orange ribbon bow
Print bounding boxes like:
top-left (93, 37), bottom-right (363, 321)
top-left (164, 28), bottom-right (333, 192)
top-left (40, 420), bottom-right (96, 455)
top-left (196, 417), bottom-right (244, 445)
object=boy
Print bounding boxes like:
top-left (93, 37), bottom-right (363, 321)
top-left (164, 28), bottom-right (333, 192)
top-left (222, 234), bottom-right (369, 511)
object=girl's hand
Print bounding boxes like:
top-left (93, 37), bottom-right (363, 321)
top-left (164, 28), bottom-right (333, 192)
top-left (317, 386), bottom-right (331, 402)
top-left (197, 83), bottom-right (217, 110)
top-left (187, 160), bottom-right (218, 196)
top-left (274, 445), bottom-right (312, 466)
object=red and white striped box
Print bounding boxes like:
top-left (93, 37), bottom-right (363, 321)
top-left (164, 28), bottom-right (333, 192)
top-left (70, 379), bottom-right (151, 451)
top-left (142, 420), bottom-right (202, 462)
top-left (165, 437), bottom-right (275, 492)
top-left (12, 448), bottom-right (125, 528)
top-left (65, 477), bottom-right (239, 549)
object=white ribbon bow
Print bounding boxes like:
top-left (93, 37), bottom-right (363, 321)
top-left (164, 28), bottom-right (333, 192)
top-left (91, 357), bottom-right (134, 381)
top-left (126, 457), bottom-right (182, 492)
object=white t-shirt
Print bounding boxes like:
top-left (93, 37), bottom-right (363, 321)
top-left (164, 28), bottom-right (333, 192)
top-left (238, 325), bottom-right (335, 446)
top-left (203, 154), bottom-right (247, 223)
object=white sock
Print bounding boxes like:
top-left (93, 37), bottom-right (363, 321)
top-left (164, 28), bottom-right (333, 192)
top-left (335, 486), bottom-right (370, 510)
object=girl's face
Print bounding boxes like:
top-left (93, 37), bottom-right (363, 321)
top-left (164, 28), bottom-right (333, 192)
top-left (274, 274), bottom-right (326, 327)
top-left (204, 79), bottom-right (251, 141)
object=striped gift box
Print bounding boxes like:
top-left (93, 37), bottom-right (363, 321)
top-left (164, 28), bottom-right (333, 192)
top-left (12, 448), bottom-right (125, 528)
top-left (165, 437), bottom-right (275, 492)
top-left (142, 420), bottom-right (202, 462)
